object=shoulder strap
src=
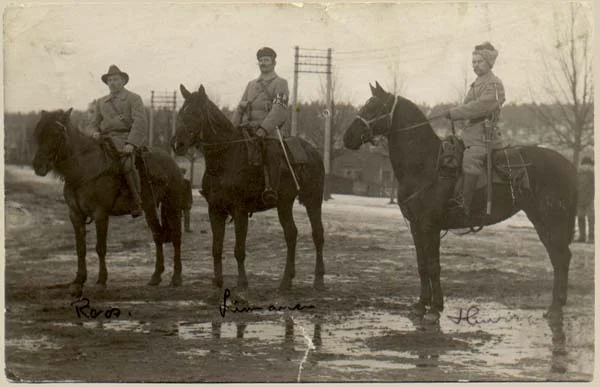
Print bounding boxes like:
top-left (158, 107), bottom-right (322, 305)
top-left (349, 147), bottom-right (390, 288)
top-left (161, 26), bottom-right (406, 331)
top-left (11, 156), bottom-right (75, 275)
top-left (107, 98), bottom-right (133, 129)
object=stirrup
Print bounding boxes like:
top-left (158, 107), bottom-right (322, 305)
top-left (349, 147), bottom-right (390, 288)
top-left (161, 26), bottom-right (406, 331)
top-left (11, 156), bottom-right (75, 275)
top-left (262, 189), bottom-right (277, 206)
top-left (130, 204), bottom-right (143, 218)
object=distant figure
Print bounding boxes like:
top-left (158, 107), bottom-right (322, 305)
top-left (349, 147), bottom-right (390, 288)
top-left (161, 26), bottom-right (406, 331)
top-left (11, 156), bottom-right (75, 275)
top-left (180, 168), bottom-right (193, 232)
top-left (576, 157), bottom-right (594, 243)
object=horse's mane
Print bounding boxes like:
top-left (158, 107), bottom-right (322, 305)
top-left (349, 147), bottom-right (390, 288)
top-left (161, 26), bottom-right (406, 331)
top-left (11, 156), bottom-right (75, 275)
top-left (203, 94), bottom-right (240, 138)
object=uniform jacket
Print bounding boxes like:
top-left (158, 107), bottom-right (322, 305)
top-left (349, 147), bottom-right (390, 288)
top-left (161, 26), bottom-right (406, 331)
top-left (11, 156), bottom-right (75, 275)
top-left (89, 88), bottom-right (148, 148)
top-left (230, 72), bottom-right (289, 135)
top-left (449, 70), bottom-right (505, 147)
top-left (577, 164), bottom-right (594, 210)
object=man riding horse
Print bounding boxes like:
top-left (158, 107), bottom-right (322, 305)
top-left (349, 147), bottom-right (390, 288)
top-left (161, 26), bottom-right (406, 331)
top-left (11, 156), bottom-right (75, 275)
top-left (441, 42), bottom-right (505, 216)
top-left (230, 47), bottom-right (289, 206)
top-left (89, 65), bottom-right (147, 217)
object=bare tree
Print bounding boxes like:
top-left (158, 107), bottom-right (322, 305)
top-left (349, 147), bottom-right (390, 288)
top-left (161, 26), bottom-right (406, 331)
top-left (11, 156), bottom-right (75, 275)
top-left (532, 3), bottom-right (593, 167)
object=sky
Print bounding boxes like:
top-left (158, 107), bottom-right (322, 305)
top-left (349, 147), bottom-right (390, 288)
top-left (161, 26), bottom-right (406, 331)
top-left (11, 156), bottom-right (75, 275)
top-left (3, 1), bottom-right (594, 112)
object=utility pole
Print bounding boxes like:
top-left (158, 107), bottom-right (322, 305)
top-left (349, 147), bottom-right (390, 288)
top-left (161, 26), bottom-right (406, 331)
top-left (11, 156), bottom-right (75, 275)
top-left (324, 48), bottom-right (333, 199)
top-left (291, 46), bottom-right (299, 137)
top-left (149, 90), bottom-right (178, 156)
top-left (292, 47), bottom-right (333, 199)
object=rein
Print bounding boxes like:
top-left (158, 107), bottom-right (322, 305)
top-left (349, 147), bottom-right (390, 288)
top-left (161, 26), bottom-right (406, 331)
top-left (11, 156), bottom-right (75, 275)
top-left (355, 94), bottom-right (438, 144)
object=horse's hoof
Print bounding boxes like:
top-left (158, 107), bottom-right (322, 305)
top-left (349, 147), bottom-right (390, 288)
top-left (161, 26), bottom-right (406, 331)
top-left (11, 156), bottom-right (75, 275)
top-left (148, 276), bottom-right (162, 286)
top-left (313, 278), bottom-right (325, 291)
top-left (423, 309), bottom-right (441, 325)
top-left (410, 302), bottom-right (427, 318)
top-left (237, 280), bottom-right (249, 292)
top-left (170, 277), bottom-right (182, 287)
top-left (279, 280), bottom-right (292, 292)
top-left (94, 281), bottom-right (107, 289)
top-left (70, 284), bottom-right (83, 298)
top-left (544, 306), bottom-right (563, 323)
top-left (212, 278), bottom-right (223, 289)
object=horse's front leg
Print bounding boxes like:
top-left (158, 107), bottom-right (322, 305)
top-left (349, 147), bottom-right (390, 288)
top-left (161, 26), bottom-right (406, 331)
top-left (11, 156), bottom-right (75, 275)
top-left (410, 223), bottom-right (430, 317)
top-left (94, 214), bottom-right (109, 287)
top-left (421, 224), bottom-right (443, 324)
top-left (232, 208), bottom-right (249, 291)
top-left (277, 201), bottom-right (297, 291)
top-left (209, 206), bottom-right (227, 288)
top-left (69, 210), bottom-right (87, 298)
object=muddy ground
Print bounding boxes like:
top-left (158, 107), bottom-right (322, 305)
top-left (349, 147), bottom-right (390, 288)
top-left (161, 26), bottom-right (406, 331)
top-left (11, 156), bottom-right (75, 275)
top-left (4, 165), bottom-right (595, 382)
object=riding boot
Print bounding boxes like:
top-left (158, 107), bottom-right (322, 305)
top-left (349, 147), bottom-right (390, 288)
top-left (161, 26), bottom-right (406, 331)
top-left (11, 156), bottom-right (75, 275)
top-left (125, 168), bottom-right (144, 218)
top-left (461, 173), bottom-right (479, 217)
top-left (577, 216), bottom-right (586, 242)
top-left (261, 140), bottom-right (280, 206)
top-left (588, 215), bottom-right (594, 243)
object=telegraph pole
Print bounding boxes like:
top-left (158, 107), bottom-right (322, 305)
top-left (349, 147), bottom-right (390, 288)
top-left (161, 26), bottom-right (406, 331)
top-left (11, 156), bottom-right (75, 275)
top-left (149, 90), bottom-right (178, 156)
top-left (291, 47), bottom-right (333, 199)
top-left (291, 46), bottom-right (300, 136)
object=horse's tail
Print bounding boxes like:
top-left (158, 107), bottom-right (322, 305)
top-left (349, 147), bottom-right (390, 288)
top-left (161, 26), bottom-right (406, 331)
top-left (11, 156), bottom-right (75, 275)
top-left (296, 139), bottom-right (325, 207)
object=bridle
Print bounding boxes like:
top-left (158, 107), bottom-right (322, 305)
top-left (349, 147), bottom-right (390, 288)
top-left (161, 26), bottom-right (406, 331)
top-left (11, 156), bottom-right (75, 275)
top-left (354, 93), bottom-right (433, 144)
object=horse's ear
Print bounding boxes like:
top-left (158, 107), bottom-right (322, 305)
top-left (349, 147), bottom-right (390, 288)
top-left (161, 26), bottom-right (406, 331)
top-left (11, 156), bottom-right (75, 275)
top-left (369, 83), bottom-right (376, 95)
top-left (180, 84), bottom-right (192, 100)
top-left (64, 107), bottom-right (73, 118)
top-left (375, 81), bottom-right (385, 94)
top-left (198, 85), bottom-right (206, 99)
top-left (41, 109), bottom-right (47, 116)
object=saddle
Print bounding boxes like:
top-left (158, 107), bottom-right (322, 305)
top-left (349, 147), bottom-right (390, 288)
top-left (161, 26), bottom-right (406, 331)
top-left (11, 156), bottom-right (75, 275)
top-left (240, 128), bottom-right (308, 167)
top-left (438, 135), bottom-right (531, 196)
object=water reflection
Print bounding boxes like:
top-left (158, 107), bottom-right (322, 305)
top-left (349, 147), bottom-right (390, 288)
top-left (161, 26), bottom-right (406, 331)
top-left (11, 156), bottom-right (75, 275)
top-left (202, 316), bottom-right (323, 351)
top-left (547, 314), bottom-right (567, 374)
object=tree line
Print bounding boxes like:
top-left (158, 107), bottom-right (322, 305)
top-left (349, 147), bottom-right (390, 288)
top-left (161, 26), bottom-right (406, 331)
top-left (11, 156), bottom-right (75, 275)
top-left (4, 101), bottom-right (592, 167)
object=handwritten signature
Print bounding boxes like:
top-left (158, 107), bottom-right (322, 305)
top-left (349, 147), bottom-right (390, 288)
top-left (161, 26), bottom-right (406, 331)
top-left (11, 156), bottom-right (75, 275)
top-left (71, 298), bottom-right (126, 319)
top-left (219, 288), bottom-right (315, 317)
top-left (447, 305), bottom-right (534, 326)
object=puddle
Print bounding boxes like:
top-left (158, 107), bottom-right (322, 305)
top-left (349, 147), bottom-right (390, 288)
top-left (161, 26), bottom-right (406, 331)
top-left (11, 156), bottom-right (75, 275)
top-left (35, 299), bottom-right (592, 381)
top-left (5, 336), bottom-right (63, 351)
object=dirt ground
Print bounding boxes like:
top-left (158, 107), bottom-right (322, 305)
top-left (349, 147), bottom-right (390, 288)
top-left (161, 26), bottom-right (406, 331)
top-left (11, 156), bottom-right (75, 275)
top-left (4, 165), bottom-right (595, 382)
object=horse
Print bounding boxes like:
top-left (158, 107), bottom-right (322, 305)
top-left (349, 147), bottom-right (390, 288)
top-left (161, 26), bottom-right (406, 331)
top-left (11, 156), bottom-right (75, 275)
top-left (343, 82), bottom-right (577, 324)
top-left (32, 109), bottom-right (184, 297)
top-left (171, 84), bottom-right (325, 292)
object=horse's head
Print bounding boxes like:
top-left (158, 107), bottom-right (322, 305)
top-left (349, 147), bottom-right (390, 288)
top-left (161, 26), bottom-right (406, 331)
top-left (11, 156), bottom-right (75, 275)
top-left (172, 84), bottom-right (229, 156)
top-left (343, 81), bottom-right (396, 150)
top-left (32, 108), bottom-right (73, 176)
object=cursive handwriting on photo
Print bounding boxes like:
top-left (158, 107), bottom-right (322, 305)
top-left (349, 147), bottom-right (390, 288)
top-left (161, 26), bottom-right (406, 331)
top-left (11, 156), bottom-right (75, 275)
top-left (447, 305), bottom-right (535, 326)
top-left (71, 298), bottom-right (129, 319)
top-left (219, 288), bottom-right (316, 317)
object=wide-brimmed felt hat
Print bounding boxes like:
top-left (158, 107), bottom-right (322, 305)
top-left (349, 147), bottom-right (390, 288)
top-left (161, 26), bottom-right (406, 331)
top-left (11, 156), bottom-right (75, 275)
top-left (101, 65), bottom-right (129, 85)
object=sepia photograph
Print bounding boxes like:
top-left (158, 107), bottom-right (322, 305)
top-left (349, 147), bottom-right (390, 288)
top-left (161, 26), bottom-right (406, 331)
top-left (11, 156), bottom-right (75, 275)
top-left (3, 0), bottom-right (595, 382)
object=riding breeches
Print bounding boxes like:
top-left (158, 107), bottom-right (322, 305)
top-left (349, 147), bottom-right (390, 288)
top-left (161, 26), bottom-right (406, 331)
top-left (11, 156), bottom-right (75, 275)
top-left (462, 122), bottom-right (504, 175)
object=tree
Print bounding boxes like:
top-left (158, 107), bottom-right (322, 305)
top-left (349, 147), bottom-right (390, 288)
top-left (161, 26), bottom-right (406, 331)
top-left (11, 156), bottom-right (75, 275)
top-left (531, 3), bottom-right (593, 166)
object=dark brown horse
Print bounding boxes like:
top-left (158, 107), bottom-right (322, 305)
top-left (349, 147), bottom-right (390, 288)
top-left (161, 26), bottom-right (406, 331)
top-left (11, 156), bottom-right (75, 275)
top-left (344, 82), bottom-right (576, 323)
top-left (171, 85), bottom-right (325, 291)
top-left (32, 109), bottom-right (184, 297)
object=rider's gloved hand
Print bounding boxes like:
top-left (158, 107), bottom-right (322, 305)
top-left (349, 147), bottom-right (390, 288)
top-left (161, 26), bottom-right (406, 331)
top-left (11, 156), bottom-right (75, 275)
top-left (255, 127), bottom-right (267, 138)
top-left (123, 143), bottom-right (135, 154)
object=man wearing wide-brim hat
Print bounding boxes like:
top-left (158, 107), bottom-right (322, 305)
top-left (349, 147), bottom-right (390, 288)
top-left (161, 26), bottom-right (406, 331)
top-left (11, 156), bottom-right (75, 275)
top-left (89, 64), bottom-right (148, 217)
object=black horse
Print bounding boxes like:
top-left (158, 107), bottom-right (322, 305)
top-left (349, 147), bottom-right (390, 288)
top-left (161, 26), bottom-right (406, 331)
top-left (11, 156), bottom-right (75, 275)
top-left (33, 109), bottom-right (184, 297)
top-left (344, 82), bottom-right (576, 323)
top-left (171, 85), bottom-right (325, 291)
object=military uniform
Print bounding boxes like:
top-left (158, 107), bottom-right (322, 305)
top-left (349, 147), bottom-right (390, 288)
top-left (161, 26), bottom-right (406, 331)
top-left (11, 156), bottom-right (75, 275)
top-left (90, 89), bottom-right (147, 149)
top-left (577, 162), bottom-right (594, 242)
top-left (89, 65), bottom-right (147, 217)
top-left (449, 70), bottom-right (505, 175)
top-left (230, 72), bottom-right (289, 135)
top-left (231, 47), bottom-right (290, 205)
